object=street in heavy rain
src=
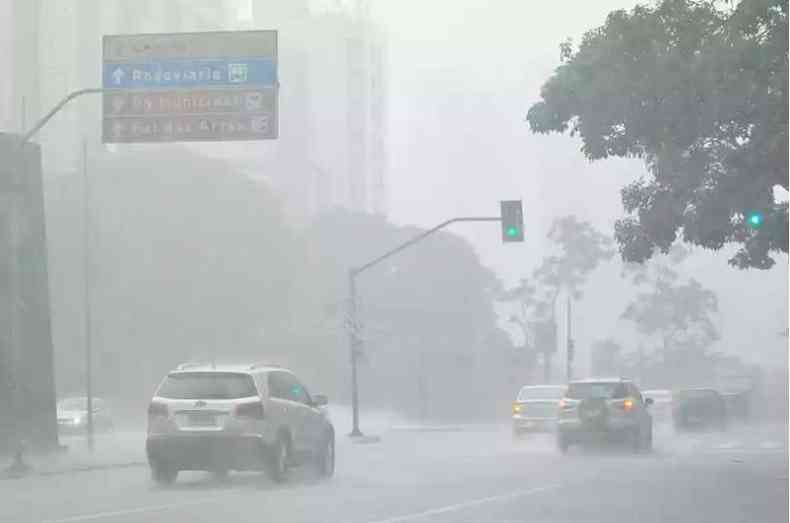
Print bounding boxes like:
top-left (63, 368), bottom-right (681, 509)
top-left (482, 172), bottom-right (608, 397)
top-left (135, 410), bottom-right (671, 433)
top-left (0, 1), bottom-right (787, 523)
top-left (1, 413), bottom-right (787, 523)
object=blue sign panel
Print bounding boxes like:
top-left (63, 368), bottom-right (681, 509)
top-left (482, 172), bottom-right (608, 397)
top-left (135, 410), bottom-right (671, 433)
top-left (102, 31), bottom-right (278, 143)
top-left (102, 58), bottom-right (276, 89)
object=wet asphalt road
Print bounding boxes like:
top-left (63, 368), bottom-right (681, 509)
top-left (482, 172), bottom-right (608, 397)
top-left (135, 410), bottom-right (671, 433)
top-left (1, 421), bottom-right (786, 523)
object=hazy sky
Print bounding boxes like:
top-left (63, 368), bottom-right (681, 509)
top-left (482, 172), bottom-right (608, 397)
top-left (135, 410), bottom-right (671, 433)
top-left (368, 0), bottom-right (788, 369)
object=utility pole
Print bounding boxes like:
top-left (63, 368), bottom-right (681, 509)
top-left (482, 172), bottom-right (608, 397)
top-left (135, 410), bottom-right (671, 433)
top-left (566, 295), bottom-right (573, 382)
top-left (347, 269), bottom-right (362, 437)
top-left (82, 139), bottom-right (94, 451)
top-left (7, 195), bottom-right (22, 445)
top-left (545, 289), bottom-right (561, 383)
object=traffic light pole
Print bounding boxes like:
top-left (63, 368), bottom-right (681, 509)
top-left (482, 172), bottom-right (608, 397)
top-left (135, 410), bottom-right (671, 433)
top-left (347, 216), bottom-right (502, 437)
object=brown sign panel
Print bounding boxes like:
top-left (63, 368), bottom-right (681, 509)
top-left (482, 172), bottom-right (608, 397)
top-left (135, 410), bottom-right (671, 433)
top-left (103, 88), bottom-right (276, 117)
top-left (103, 31), bottom-right (277, 62)
top-left (102, 113), bottom-right (277, 143)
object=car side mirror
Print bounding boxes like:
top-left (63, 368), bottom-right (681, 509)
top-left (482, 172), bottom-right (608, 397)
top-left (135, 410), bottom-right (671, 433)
top-left (313, 394), bottom-right (328, 407)
top-left (645, 397), bottom-right (654, 406)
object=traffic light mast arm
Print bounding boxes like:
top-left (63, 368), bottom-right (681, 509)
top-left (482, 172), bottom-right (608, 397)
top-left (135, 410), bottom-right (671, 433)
top-left (351, 216), bottom-right (502, 277)
top-left (19, 88), bottom-right (105, 146)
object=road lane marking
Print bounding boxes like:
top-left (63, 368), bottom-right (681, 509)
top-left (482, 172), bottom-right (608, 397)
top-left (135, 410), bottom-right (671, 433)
top-left (760, 441), bottom-right (782, 450)
top-left (41, 496), bottom-right (232, 523)
top-left (360, 485), bottom-right (560, 523)
top-left (715, 441), bottom-right (741, 450)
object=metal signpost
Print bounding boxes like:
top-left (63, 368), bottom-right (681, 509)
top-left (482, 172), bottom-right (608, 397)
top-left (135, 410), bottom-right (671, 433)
top-left (102, 30), bottom-right (278, 143)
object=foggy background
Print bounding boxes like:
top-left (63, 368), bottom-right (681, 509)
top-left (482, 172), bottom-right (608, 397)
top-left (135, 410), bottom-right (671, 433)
top-left (0, 0), bottom-right (786, 424)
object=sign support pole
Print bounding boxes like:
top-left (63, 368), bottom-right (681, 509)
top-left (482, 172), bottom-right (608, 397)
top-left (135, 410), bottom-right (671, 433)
top-left (82, 139), bottom-right (94, 452)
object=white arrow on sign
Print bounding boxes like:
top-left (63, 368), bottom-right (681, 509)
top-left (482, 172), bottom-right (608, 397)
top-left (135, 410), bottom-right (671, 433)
top-left (112, 67), bottom-right (125, 85)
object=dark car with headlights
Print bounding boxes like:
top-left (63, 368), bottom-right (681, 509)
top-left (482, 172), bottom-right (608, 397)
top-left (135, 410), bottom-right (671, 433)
top-left (673, 388), bottom-right (727, 431)
top-left (557, 378), bottom-right (653, 453)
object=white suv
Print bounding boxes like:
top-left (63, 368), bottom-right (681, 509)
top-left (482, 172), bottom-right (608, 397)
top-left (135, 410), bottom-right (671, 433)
top-left (146, 362), bottom-right (335, 485)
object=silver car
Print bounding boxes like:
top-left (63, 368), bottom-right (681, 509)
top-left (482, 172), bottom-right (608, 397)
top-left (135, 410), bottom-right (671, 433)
top-left (512, 385), bottom-right (565, 436)
top-left (145, 362), bottom-right (335, 485)
top-left (57, 397), bottom-right (114, 434)
top-left (557, 378), bottom-right (654, 453)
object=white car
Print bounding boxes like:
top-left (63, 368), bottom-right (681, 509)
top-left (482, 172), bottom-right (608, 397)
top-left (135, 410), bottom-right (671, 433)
top-left (512, 385), bottom-right (565, 436)
top-left (146, 362), bottom-right (335, 485)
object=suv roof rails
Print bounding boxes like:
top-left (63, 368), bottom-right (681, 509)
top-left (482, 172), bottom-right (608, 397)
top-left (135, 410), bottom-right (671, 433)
top-left (248, 362), bottom-right (281, 370)
top-left (176, 361), bottom-right (215, 370)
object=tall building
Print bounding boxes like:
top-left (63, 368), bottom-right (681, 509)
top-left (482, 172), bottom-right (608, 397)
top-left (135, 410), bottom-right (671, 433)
top-left (0, 0), bottom-right (42, 135)
top-left (0, 1), bottom-right (388, 219)
top-left (281, 0), bottom-right (388, 217)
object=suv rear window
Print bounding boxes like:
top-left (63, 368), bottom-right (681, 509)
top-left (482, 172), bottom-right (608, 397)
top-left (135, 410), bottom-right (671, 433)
top-left (518, 387), bottom-right (565, 401)
top-left (566, 382), bottom-right (628, 400)
top-left (156, 372), bottom-right (258, 399)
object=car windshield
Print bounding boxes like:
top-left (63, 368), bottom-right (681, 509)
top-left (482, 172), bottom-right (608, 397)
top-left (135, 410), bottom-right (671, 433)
top-left (566, 382), bottom-right (627, 400)
top-left (518, 387), bottom-right (564, 401)
top-left (58, 398), bottom-right (88, 410)
top-left (157, 373), bottom-right (257, 400)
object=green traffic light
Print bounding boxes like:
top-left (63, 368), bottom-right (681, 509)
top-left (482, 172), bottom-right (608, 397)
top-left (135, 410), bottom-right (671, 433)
top-left (747, 212), bottom-right (764, 228)
top-left (506, 227), bottom-right (519, 237)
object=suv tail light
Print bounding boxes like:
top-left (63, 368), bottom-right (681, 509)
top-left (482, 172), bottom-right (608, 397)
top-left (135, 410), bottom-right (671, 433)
top-left (234, 401), bottom-right (265, 419)
top-left (620, 398), bottom-right (634, 412)
top-left (148, 401), bottom-right (169, 418)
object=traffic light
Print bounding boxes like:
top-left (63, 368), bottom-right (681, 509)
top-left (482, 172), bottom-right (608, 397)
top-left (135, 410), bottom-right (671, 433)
top-left (500, 200), bottom-right (524, 242)
top-left (746, 211), bottom-right (764, 229)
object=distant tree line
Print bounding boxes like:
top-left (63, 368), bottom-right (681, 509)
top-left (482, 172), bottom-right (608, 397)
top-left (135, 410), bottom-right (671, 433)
top-left (45, 147), bottom-right (517, 421)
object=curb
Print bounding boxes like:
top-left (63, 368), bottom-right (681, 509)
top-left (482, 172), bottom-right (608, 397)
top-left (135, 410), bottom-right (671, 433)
top-left (1, 460), bottom-right (147, 481)
top-left (350, 435), bottom-right (382, 444)
top-left (389, 425), bottom-right (468, 433)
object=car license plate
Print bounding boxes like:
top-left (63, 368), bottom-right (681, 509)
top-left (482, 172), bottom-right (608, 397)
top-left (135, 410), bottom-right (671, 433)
top-left (188, 413), bottom-right (216, 426)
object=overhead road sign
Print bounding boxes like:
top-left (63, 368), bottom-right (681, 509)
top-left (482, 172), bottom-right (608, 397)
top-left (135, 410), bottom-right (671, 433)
top-left (102, 30), bottom-right (278, 143)
top-left (104, 88), bottom-right (275, 117)
top-left (102, 58), bottom-right (276, 89)
top-left (103, 114), bottom-right (275, 143)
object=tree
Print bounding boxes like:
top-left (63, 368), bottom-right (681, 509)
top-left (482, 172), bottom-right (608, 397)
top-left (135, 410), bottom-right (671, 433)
top-left (621, 246), bottom-right (720, 384)
top-left (500, 279), bottom-right (542, 371)
top-left (591, 339), bottom-right (624, 376)
top-left (527, 0), bottom-right (788, 269)
top-left (45, 147), bottom-right (331, 404)
top-left (501, 216), bottom-right (614, 379)
top-left (533, 216), bottom-right (616, 301)
top-left (307, 210), bottom-right (513, 420)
